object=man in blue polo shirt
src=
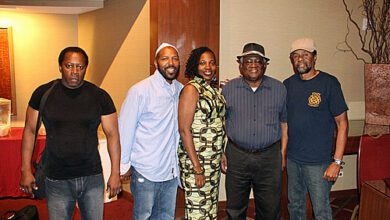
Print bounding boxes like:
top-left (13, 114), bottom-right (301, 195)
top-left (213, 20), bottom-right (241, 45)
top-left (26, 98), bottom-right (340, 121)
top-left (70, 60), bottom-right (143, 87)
top-left (221, 43), bottom-right (288, 219)
top-left (284, 38), bottom-right (349, 219)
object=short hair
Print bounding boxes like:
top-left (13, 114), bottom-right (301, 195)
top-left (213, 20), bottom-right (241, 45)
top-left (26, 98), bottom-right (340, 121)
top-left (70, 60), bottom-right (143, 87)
top-left (58, 47), bottom-right (89, 66)
top-left (185, 47), bottom-right (216, 78)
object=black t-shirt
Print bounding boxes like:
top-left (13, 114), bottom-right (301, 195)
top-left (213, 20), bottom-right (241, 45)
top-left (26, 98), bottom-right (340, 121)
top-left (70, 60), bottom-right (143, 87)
top-left (29, 80), bottom-right (116, 179)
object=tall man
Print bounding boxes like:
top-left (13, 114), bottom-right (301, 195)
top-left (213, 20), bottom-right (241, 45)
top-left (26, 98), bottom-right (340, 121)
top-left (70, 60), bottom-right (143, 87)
top-left (20, 47), bottom-right (122, 220)
top-left (221, 43), bottom-right (288, 220)
top-left (119, 43), bottom-right (183, 219)
top-left (284, 38), bottom-right (349, 219)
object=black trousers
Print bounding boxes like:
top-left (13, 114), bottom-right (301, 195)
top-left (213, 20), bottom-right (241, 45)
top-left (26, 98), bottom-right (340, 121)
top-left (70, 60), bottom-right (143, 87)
top-left (225, 140), bottom-right (282, 220)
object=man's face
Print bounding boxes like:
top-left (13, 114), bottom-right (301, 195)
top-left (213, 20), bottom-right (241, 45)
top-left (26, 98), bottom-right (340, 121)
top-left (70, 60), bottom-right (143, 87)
top-left (239, 55), bottom-right (267, 83)
top-left (290, 49), bottom-right (316, 74)
top-left (155, 47), bottom-right (180, 83)
top-left (59, 52), bottom-right (87, 89)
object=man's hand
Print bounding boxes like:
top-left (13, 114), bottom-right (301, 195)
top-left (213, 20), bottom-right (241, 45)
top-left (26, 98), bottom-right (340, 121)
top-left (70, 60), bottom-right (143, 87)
top-left (20, 170), bottom-right (37, 195)
top-left (323, 163), bottom-right (341, 181)
top-left (120, 168), bottom-right (133, 182)
top-left (107, 173), bottom-right (122, 199)
top-left (221, 154), bottom-right (228, 174)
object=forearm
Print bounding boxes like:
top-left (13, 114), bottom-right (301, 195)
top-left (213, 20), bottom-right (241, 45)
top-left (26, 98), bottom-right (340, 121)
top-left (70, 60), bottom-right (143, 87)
top-left (180, 129), bottom-right (201, 168)
top-left (333, 128), bottom-right (348, 160)
top-left (102, 113), bottom-right (121, 175)
top-left (21, 107), bottom-right (39, 173)
top-left (281, 123), bottom-right (288, 154)
top-left (333, 113), bottom-right (349, 160)
top-left (20, 129), bottom-right (35, 173)
top-left (107, 136), bottom-right (121, 175)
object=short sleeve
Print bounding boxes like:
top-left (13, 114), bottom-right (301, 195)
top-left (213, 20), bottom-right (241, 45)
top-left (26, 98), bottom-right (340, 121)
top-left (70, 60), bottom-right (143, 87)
top-left (99, 89), bottom-right (116, 115)
top-left (28, 81), bottom-right (55, 110)
top-left (329, 78), bottom-right (348, 117)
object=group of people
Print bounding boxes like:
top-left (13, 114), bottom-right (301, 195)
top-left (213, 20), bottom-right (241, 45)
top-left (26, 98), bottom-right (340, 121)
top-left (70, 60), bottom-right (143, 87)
top-left (19, 37), bottom-right (348, 220)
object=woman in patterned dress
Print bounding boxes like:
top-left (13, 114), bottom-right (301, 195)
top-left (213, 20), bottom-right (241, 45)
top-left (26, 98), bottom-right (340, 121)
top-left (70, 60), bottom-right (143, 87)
top-left (178, 47), bottom-right (226, 219)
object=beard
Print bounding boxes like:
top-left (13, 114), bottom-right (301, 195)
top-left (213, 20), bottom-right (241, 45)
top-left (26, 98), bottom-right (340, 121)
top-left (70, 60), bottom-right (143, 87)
top-left (158, 65), bottom-right (180, 81)
top-left (295, 62), bottom-right (313, 75)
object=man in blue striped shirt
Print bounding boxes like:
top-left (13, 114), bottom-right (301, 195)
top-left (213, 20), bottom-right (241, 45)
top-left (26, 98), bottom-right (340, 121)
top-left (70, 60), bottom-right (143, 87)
top-left (221, 43), bottom-right (287, 220)
top-left (118, 43), bottom-right (183, 219)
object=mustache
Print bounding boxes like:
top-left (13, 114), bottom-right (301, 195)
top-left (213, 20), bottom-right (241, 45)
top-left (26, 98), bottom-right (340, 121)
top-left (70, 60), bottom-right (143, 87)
top-left (164, 65), bottom-right (177, 69)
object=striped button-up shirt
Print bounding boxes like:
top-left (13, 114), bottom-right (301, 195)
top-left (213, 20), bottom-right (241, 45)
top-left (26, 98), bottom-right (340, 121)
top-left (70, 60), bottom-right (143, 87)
top-left (222, 76), bottom-right (287, 150)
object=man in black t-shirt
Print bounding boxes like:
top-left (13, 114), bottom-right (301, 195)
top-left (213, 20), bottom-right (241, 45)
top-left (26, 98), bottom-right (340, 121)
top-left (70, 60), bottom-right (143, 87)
top-left (20, 47), bottom-right (121, 220)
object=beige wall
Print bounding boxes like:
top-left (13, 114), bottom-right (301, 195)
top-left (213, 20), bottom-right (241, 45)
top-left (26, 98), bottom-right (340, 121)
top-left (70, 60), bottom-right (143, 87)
top-left (78, 0), bottom-right (149, 111)
top-left (0, 11), bottom-right (78, 122)
top-left (220, 0), bottom-right (365, 120)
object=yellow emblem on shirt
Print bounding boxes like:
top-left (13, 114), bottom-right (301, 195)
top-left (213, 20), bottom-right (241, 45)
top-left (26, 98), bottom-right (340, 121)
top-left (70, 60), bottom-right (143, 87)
top-left (308, 92), bottom-right (321, 107)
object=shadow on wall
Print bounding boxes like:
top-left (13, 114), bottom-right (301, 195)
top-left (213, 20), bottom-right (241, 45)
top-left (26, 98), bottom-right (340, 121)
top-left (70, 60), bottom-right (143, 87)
top-left (79, 0), bottom-right (147, 86)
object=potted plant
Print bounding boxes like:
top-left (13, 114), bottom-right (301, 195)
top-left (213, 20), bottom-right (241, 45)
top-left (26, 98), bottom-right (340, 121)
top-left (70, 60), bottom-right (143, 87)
top-left (338, 0), bottom-right (389, 134)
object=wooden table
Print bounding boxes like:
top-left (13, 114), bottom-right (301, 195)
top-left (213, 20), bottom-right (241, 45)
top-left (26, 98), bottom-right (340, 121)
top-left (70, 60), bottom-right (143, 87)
top-left (0, 127), bottom-right (45, 198)
top-left (359, 179), bottom-right (390, 220)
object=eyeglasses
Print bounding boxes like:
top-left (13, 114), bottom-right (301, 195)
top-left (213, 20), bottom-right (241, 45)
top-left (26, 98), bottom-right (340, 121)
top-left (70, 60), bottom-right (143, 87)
top-left (64, 63), bottom-right (86, 71)
top-left (242, 58), bottom-right (266, 66)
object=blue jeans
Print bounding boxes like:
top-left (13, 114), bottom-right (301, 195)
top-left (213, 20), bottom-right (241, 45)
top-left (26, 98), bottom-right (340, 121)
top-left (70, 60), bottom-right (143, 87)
top-left (45, 173), bottom-right (104, 220)
top-left (130, 168), bottom-right (178, 220)
top-left (287, 159), bottom-right (333, 220)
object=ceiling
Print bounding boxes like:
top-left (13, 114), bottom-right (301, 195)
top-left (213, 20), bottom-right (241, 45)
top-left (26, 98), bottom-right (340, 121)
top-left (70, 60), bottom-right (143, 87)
top-left (0, 0), bottom-right (104, 14)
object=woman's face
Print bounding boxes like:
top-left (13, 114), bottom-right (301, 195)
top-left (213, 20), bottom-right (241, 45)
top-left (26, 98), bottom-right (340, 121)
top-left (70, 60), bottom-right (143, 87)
top-left (197, 51), bottom-right (217, 83)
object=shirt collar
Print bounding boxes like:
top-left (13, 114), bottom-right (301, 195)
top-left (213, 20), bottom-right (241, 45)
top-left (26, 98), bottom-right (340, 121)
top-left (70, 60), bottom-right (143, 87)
top-left (153, 69), bottom-right (175, 87)
top-left (237, 76), bottom-right (272, 90)
top-left (153, 69), bottom-right (180, 96)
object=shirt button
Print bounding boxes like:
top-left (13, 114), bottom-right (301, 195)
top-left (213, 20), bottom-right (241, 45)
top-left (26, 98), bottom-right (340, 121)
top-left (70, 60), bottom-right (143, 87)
top-left (253, 133), bottom-right (256, 136)
top-left (254, 119), bottom-right (256, 121)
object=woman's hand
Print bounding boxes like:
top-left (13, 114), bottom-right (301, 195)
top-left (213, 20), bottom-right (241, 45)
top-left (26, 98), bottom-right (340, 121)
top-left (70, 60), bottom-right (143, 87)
top-left (195, 173), bottom-right (206, 188)
top-left (221, 154), bottom-right (228, 174)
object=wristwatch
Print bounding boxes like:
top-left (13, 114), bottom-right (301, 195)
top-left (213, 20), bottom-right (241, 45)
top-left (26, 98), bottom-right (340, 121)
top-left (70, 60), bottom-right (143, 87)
top-left (333, 159), bottom-right (344, 166)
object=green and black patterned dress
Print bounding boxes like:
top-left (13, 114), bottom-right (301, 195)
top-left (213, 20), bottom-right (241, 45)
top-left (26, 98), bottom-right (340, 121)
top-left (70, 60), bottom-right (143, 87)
top-left (178, 76), bottom-right (226, 220)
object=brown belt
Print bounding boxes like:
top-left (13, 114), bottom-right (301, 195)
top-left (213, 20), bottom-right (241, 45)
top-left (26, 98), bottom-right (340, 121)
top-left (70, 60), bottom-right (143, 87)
top-left (228, 138), bottom-right (279, 154)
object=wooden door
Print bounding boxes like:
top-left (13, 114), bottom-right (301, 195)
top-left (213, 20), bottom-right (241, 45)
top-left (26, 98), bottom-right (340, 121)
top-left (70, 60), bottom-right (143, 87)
top-left (150, 0), bottom-right (220, 85)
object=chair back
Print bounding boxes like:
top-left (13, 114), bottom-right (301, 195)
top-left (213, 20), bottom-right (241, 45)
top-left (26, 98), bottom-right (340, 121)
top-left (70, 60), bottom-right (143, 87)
top-left (357, 134), bottom-right (390, 192)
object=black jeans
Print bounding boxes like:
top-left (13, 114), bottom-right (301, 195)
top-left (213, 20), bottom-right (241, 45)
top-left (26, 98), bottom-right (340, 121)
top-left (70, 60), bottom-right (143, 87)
top-left (225, 140), bottom-right (282, 220)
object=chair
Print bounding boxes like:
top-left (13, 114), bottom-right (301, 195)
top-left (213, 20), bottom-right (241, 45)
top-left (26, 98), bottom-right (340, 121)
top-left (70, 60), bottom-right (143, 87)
top-left (350, 134), bottom-right (390, 220)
